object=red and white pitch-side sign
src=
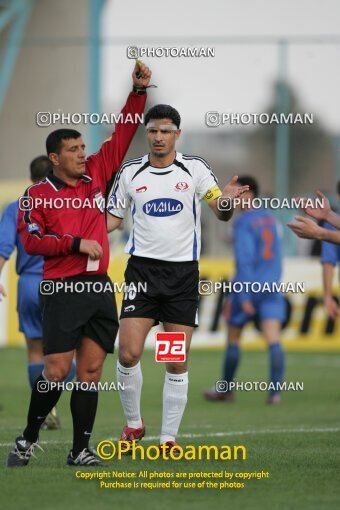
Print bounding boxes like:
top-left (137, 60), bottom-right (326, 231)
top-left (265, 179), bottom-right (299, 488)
top-left (155, 332), bottom-right (186, 362)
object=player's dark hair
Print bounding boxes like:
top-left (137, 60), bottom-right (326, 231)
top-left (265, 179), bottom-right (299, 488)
top-left (30, 155), bottom-right (53, 183)
top-left (337, 180), bottom-right (340, 196)
top-left (144, 104), bottom-right (181, 128)
top-left (46, 129), bottom-right (82, 155)
top-left (237, 176), bottom-right (259, 197)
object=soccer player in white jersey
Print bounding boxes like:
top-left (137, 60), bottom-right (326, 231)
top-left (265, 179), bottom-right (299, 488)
top-left (107, 104), bottom-right (248, 454)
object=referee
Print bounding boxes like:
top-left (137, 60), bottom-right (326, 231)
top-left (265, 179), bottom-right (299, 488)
top-left (0, 156), bottom-right (76, 430)
top-left (7, 62), bottom-right (152, 467)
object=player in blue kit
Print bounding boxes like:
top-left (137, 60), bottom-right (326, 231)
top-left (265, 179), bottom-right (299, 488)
top-left (204, 176), bottom-right (285, 404)
top-left (0, 156), bottom-right (75, 428)
top-left (321, 185), bottom-right (340, 319)
top-left (288, 184), bottom-right (339, 318)
top-left (288, 186), bottom-right (340, 246)
top-left (321, 219), bottom-right (340, 319)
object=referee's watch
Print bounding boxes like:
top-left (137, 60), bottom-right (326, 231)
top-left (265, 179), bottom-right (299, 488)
top-left (133, 86), bottom-right (147, 95)
top-left (133, 84), bottom-right (157, 94)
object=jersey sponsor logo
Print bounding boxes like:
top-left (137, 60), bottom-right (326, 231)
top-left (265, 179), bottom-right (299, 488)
top-left (27, 223), bottom-right (40, 233)
top-left (155, 332), bottom-right (186, 362)
top-left (136, 186), bottom-right (147, 193)
top-left (124, 305), bottom-right (136, 312)
top-left (175, 181), bottom-right (189, 192)
top-left (143, 198), bottom-right (183, 217)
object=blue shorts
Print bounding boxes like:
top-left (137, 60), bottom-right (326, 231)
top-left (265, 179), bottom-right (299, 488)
top-left (225, 291), bottom-right (285, 328)
top-left (17, 273), bottom-right (42, 339)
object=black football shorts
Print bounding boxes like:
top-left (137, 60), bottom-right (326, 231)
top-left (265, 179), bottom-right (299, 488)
top-left (39, 274), bottom-right (119, 355)
top-left (120, 256), bottom-right (199, 327)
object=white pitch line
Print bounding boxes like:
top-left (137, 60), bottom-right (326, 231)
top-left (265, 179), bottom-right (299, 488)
top-left (0, 425), bottom-right (339, 448)
top-left (110, 426), bottom-right (340, 442)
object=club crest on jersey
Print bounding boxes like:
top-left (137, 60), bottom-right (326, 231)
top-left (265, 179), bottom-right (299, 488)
top-left (94, 191), bottom-right (105, 213)
top-left (136, 186), bottom-right (147, 193)
top-left (175, 181), bottom-right (189, 192)
top-left (143, 198), bottom-right (183, 217)
top-left (27, 223), bottom-right (40, 233)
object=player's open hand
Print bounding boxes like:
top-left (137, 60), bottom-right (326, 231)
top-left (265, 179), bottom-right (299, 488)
top-left (297, 191), bottom-right (331, 222)
top-left (324, 295), bottom-right (340, 320)
top-left (287, 216), bottom-right (323, 240)
top-left (222, 176), bottom-right (249, 201)
top-left (79, 239), bottom-right (103, 260)
top-left (0, 283), bottom-right (7, 301)
top-left (132, 61), bottom-right (152, 88)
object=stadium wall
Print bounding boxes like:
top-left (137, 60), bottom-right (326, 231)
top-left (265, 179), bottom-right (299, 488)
top-left (0, 257), bottom-right (338, 350)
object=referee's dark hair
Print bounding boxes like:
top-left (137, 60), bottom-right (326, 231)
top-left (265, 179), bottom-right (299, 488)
top-left (46, 129), bottom-right (82, 155)
top-left (237, 176), bottom-right (259, 197)
top-left (145, 104), bottom-right (181, 129)
top-left (30, 155), bottom-right (53, 183)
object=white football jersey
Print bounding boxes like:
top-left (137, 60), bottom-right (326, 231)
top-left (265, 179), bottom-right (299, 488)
top-left (107, 152), bottom-right (220, 262)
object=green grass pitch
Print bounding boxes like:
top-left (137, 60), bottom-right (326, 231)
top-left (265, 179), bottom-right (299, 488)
top-left (0, 347), bottom-right (339, 510)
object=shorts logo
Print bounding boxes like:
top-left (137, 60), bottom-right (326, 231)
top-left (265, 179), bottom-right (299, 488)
top-left (175, 182), bottom-right (189, 192)
top-left (27, 223), bottom-right (40, 234)
top-left (143, 198), bottom-right (183, 217)
top-left (124, 305), bottom-right (135, 312)
top-left (155, 332), bottom-right (186, 362)
top-left (136, 186), bottom-right (147, 193)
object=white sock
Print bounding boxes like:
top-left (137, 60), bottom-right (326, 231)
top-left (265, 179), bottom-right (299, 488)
top-left (160, 371), bottom-right (188, 443)
top-left (116, 360), bottom-right (143, 429)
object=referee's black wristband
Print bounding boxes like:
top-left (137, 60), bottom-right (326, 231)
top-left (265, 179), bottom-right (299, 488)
top-left (72, 237), bottom-right (82, 252)
top-left (132, 86), bottom-right (147, 95)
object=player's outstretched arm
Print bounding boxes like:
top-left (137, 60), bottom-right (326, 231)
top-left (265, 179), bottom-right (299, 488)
top-left (318, 227), bottom-right (340, 244)
top-left (209, 175), bottom-right (249, 221)
top-left (325, 210), bottom-right (340, 230)
top-left (0, 256), bottom-right (7, 300)
top-left (106, 214), bottom-right (123, 233)
top-left (298, 191), bottom-right (340, 229)
top-left (322, 263), bottom-right (340, 319)
top-left (287, 216), bottom-right (340, 244)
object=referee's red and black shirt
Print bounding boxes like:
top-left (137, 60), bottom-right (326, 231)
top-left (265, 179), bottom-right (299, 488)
top-left (18, 91), bottom-right (146, 279)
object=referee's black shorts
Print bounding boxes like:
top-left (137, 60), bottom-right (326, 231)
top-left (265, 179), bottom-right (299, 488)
top-left (39, 274), bottom-right (118, 355)
top-left (120, 256), bottom-right (199, 327)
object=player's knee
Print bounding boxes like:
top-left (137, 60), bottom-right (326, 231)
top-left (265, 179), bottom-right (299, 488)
top-left (44, 364), bottom-right (70, 382)
top-left (77, 363), bottom-right (103, 383)
top-left (119, 348), bottom-right (141, 367)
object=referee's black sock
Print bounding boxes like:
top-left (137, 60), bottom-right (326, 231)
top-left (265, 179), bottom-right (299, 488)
top-left (23, 373), bottom-right (63, 443)
top-left (70, 387), bottom-right (98, 455)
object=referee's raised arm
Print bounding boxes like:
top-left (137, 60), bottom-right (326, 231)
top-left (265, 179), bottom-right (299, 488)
top-left (86, 62), bottom-right (152, 185)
